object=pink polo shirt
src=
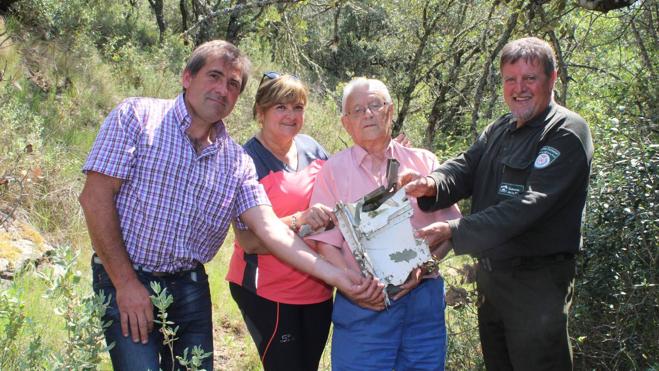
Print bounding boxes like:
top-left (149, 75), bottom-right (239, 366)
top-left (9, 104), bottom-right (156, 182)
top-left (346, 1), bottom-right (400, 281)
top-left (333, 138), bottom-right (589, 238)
top-left (308, 140), bottom-right (461, 271)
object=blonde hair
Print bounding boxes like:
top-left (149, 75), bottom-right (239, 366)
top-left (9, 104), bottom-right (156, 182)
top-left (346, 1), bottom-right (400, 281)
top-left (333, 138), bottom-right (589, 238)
top-left (253, 75), bottom-right (308, 120)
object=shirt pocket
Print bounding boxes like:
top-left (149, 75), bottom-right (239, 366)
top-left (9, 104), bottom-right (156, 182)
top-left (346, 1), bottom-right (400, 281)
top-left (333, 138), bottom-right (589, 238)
top-left (497, 156), bottom-right (533, 198)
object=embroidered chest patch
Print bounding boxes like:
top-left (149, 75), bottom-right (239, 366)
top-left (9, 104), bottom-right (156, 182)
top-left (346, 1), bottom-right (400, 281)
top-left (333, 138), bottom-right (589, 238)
top-left (498, 182), bottom-right (525, 197)
top-left (534, 146), bottom-right (561, 169)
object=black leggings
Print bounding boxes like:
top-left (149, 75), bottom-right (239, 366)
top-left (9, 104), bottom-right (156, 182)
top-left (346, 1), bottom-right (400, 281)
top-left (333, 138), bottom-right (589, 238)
top-left (229, 283), bottom-right (333, 371)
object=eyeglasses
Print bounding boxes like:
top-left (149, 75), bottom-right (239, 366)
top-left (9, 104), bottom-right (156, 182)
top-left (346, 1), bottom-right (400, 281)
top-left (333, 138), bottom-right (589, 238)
top-left (259, 71), bottom-right (299, 86)
top-left (259, 71), bottom-right (280, 86)
top-left (346, 101), bottom-right (388, 118)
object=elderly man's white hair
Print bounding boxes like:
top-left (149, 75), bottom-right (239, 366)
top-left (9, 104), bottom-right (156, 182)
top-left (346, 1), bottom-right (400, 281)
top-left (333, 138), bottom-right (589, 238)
top-left (341, 77), bottom-right (393, 114)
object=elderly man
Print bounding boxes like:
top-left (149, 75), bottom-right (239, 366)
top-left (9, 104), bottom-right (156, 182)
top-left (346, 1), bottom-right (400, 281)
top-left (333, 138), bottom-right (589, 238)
top-left (404, 37), bottom-right (594, 370)
top-left (307, 77), bottom-right (461, 370)
top-left (79, 40), bottom-right (370, 371)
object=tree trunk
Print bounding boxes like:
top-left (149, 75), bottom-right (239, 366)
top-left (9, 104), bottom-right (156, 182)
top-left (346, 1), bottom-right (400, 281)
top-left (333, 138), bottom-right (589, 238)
top-left (393, 3), bottom-right (441, 136)
top-left (425, 52), bottom-right (464, 148)
top-left (470, 10), bottom-right (518, 141)
top-left (534, 3), bottom-right (569, 106)
top-left (148, 0), bottom-right (167, 44)
top-left (226, 0), bottom-right (247, 44)
top-left (180, 0), bottom-right (189, 34)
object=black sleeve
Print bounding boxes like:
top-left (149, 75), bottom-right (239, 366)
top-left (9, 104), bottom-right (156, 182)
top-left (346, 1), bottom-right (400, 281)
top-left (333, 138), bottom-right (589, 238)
top-left (417, 128), bottom-right (488, 211)
top-left (450, 129), bottom-right (591, 255)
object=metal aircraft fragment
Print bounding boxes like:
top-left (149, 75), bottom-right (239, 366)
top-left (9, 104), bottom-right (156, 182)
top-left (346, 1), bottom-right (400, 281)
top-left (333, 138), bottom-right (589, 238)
top-left (334, 187), bottom-right (432, 305)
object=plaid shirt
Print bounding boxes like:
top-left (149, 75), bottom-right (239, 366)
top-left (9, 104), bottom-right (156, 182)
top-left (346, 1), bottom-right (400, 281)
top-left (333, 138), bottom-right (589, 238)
top-left (83, 94), bottom-right (269, 272)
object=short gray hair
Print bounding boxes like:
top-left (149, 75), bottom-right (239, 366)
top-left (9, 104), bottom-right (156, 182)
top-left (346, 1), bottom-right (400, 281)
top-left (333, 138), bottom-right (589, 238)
top-left (500, 37), bottom-right (557, 77)
top-left (184, 39), bottom-right (252, 93)
top-left (341, 77), bottom-right (392, 114)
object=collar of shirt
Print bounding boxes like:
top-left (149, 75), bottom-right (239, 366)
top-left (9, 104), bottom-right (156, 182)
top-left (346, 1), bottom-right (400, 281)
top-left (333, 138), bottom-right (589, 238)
top-left (173, 93), bottom-right (229, 155)
top-left (352, 139), bottom-right (396, 186)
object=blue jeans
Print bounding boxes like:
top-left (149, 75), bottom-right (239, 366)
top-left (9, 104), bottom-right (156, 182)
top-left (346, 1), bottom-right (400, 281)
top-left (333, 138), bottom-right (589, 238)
top-left (92, 259), bottom-right (213, 371)
top-left (331, 278), bottom-right (447, 371)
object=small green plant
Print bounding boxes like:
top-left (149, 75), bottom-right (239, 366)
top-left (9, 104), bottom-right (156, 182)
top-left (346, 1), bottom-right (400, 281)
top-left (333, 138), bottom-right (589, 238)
top-left (0, 282), bottom-right (47, 369)
top-left (150, 281), bottom-right (212, 371)
top-left (177, 346), bottom-right (214, 371)
top-left (150, 281), bottom-right (179, 369)
top-left (37, 245), bottom-right (114, 368)
top-left (1, 244), bottom-right (113, 369)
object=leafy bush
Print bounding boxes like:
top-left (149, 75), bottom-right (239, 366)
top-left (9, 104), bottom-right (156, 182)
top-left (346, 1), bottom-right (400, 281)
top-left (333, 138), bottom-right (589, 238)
top-left (573, 112), bottom-right (658, 370)
top-left (0, 245), bottom-right (112, 369)
top-left (0, 84), bottom-right (44, 226)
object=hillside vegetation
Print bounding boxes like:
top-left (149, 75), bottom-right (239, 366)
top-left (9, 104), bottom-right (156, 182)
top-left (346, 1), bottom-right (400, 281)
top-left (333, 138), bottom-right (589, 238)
top-left (0, 0), bottom-right (656, 370)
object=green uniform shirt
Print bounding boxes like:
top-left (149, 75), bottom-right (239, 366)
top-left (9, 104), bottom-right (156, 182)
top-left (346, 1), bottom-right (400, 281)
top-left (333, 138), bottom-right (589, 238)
top-left (418, 103), bottom-right (593, 260)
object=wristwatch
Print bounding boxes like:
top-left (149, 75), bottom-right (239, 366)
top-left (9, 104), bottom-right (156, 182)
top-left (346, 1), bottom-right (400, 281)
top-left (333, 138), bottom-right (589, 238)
top-left (290, 214), bottom-right (299, 232)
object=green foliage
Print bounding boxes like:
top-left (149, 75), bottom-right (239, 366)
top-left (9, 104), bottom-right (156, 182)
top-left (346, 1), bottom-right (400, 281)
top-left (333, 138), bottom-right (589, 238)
top-left (0, 83), bottom-right (45, 226)
top-left (177, 346), bottom-right (214, 371)
top-left (150, 281), bottom-right (213, 371)
top-left (0, 283), bottom-right (47, 370)
top-left (441, 255), bottom-right (485, 370)
top-left (101, 34), bottom-right (187, 97)
top-left (0, 245), bottom-right (112, 369)
top-left (150, 281), bottom-right (179, 369)
top-left (10, 0), bottom-right (158, 47)
top-left (573, 111), bottom-right (658, 369)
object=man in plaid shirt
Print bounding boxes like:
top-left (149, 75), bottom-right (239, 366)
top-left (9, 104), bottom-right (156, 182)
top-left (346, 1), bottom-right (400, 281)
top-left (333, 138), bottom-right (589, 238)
top-left (79, 40), bottom-right (379, 370)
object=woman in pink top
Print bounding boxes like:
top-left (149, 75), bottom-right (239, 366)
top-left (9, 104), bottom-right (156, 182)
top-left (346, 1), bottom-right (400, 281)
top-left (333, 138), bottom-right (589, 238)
top-left (226, 73), bottom-right (335, 371)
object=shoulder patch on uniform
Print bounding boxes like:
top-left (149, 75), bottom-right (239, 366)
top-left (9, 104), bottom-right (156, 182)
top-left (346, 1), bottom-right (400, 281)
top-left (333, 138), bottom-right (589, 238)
top-left (534, 146), bottom-right (560, 169)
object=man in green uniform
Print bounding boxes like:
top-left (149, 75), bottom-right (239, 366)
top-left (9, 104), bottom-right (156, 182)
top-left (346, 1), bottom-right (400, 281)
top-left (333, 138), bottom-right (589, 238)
top-left (403, 37), bottom-right (593, 370)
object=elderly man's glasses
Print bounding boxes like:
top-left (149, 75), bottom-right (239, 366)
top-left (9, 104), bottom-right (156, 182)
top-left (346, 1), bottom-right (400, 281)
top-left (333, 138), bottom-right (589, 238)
top-left (346, 101), bottom-right (388, 118)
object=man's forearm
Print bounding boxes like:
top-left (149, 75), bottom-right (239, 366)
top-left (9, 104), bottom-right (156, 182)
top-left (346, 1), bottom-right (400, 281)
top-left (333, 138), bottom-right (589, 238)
top-left (80, 172), bottom-right (155, 343)
top-left (233, 224), bottom-right (270, 255)
top-left (241, 206), bottom-right (344, 287)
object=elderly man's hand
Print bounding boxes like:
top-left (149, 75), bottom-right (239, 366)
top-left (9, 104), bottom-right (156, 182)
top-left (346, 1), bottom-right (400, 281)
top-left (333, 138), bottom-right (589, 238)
top-left (415, 221), bottom-right (452, 249)
top-left (400, 171), bottom-right (437, 198)
top-left (391, 267), bottom-right (423, 301)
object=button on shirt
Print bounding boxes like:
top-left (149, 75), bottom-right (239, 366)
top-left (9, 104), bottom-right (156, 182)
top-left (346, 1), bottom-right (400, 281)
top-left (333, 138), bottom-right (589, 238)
top-left (308, 140), bottom-right (461, 272)
top-left (83, 94), bottom-right (270, 272)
